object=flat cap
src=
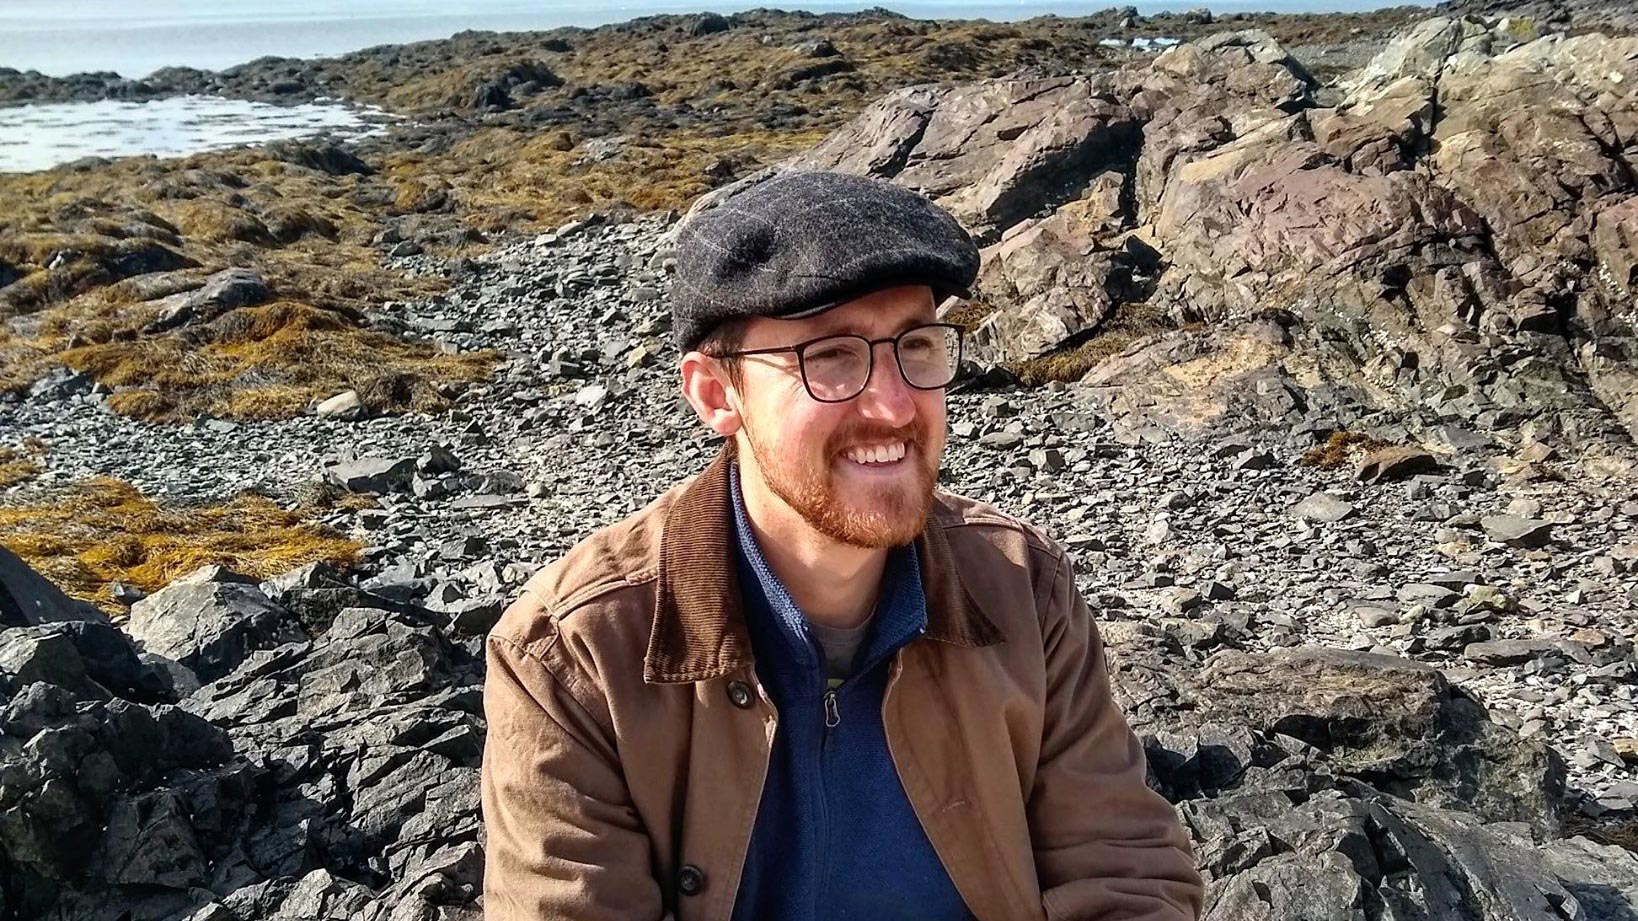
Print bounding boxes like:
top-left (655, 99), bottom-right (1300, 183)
top-left (669, 170), bottom-right (980, 353)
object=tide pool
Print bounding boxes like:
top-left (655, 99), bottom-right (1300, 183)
top-left (0, 94), bottom-right (389, 173)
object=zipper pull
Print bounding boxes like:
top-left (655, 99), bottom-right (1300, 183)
top-left (823, 688), bottom-right (840, 729)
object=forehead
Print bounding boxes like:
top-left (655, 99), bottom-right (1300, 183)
top-left (743, 284), bottom-right (936, 346)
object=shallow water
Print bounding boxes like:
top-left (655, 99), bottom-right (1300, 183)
top-left (0, 94), bottom-right (389, 173)
top-left (1099, 35), bottom-right (1185, 49)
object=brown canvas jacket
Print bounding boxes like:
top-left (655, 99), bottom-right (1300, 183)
top-left (481, 448), bottom-right (1204, 920)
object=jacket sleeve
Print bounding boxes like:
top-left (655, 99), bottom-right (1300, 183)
top-left (481, 629), bottom-right (672, 921)
top-left (1030, 549), bottom-right (1205, 921)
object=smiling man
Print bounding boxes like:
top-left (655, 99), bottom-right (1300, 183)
top-left (481, 170), bottom-right (1203, 921)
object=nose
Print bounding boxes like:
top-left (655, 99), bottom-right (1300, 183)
top-left (853, 340), bottom-right (917, 428)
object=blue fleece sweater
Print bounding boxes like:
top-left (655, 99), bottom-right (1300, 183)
top-left (728, 465), bottom-right (972, 921)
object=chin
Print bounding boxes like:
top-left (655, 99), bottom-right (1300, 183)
top-left (819, 468), bottom-right (934, 548)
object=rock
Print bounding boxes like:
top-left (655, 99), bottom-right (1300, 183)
top-left (324, 456), bottom-right (417, 494)
top-left (1357, 445), bottom-right (1439, 483)
top-left (176, 563), bottom-right (259, 586)
top-left (443, 596), bottom-right (504, 637)
top-left (1399, 582), bottom-right (1460, 607)
top-left (0, 691), bottom-right (234, 894)
top-left (0, 627), bottom-right (110, 700)
top-left (762, 17), bottom-right (1638, 452)
top-left (573, 383), bottom-right (609, 410)
top-left (0, 544), bottom-right (109, 628)
top-left (26, 367), bottom-right (94, 401)
top-left (108, 582), bottom-right (145, 606)
top-left (1027, 448), bottom-right (1065, 472)
top-left (1182, 647), bottom-right (1564, 827)
top-left (142, 268), bottom-right (272, 334)
top-left (125, 581), bottom-right (306, 683)
top-left (1614, 738), bottom-right (1638, 765)
top-left (1162, 587), bottom-right (1203, 615)
top-left (1423, 623), bottom-right (1490, 651)
top-left (315, 389), bottom-right (367, 421)
top-left (1233, 450), bottom-right (1275, 471)
top-left (1480, 514), bottom-right (1554, 548)
top-left (794, 38), bottom-right (839, 57)
top-left (1291, 491), bottom-right (1355, 523)
top-left (690, 12), bottom-right (731, 35)
top-left (1464, 639), bottom-right (1565, 666)
top-left (1354, 604), bottom-right (1400, 627)
top-left (263, 139), bottom-right (373, 176)
top-left (978, 430), bottom-right (1025, 449)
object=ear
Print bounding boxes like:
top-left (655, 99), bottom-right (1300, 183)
top-left (680, 351), bottom-right (743, 439)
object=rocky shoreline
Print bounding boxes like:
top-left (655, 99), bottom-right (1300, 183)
top-left (0, 6), bottom-right (1425, 109)
top-left (5, 213), bottom-right (1638, 916)
top-left (4, 1), bottom-right (1638, 918)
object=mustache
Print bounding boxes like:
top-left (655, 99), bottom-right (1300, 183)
top-left (826, 420), bottom-right (928, 456)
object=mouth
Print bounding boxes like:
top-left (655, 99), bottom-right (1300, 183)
top-left (838, 440), bottom-right (909, 470)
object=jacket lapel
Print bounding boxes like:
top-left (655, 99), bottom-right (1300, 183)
top-left (644, 447), bottom-right (757, 684)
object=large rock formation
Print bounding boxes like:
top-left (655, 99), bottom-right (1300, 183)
top-left (1, 560), bottom-right (486, 920)
top-left (5, 517), bottom-right (1637, 918)
top-left (683, 16), bottom-right (1638, 468)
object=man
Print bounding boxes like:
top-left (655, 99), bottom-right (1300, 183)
top-left (481, 170), bottom-right (1203, 920)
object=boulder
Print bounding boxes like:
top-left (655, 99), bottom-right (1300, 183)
top-left (262, 139), bottom-right (374, 176)
top-left (316, 389), bottom-right (367, 421)
top-left (125, 581), bottom-right (305, 683)
top-left (0, 544), bottom-right (109, 628)
top-left (1357, 445), bottom-right (1440, 483)
top-left (142, 268), bottom-right (272, 334)
top-left (690, 12), bottom-right (730, 35)
top-left (1186, 647), bottom-right (1565, 829)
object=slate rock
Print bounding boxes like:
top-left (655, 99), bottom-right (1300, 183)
top-left (1480, 514), bottom-right (1554, 548)
top-left (1357, 445), bottom-right (1439, 483)
top-left (1291, 491), bottom-right (1356, 523)
top-left (325, 457), bottom-right (417, 494)
top-left (0, 545), bottom-right (109, 628)
top-left (126, 582), bottom-right (306, 683)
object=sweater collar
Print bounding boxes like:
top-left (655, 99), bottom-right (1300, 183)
top-left (727, 460), bottom-right (927, 681)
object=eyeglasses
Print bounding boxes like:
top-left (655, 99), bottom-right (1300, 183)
top-left (713, 322), bottom-right (964, 403)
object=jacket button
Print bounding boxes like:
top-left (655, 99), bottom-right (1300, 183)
top-left (677, 864), bottom-right (706, 896)
top-left (726, 680), bottom-right (754, 709)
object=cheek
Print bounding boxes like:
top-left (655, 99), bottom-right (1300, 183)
top-left (914, 392), bottom-right (947, 441)
top-left (745, 388), bottom-right (843, 455)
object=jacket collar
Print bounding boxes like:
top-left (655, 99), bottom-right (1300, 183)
top-left (643, 445), bottom-right (1005, 685)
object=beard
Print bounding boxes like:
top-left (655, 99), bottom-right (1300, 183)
top-left (740, 416), bottom-right (940, 549)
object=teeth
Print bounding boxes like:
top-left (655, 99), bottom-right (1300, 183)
top-left (845, 441), bottom-right (906, 465)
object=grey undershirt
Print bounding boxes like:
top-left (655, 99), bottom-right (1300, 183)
top-left (806, 616), bottom-right (873, 689)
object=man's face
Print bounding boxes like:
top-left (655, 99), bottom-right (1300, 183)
top-left (728, 285), bottom-right (947, 549)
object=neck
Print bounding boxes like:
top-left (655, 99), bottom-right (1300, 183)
top-left (738, 458), bottom-right (884, 630)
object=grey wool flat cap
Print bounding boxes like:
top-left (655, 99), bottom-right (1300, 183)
top-left (669, 169), bottom-right (980, 353)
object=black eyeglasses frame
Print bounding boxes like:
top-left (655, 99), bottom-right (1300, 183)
top-left (710, 321), bottom-right (965, 404)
